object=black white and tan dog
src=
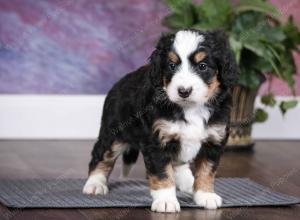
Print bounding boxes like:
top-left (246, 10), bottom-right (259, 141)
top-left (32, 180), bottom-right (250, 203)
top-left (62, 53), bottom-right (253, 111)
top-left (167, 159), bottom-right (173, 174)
top-left (83, 29), bottom-right (238, 213)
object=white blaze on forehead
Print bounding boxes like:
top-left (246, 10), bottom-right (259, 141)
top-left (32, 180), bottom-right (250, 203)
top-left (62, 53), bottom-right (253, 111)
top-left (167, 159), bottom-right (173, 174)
top-left (166, 30), bottom-right (207, 106)
top-left (173, 30), bottom-right (204, 58)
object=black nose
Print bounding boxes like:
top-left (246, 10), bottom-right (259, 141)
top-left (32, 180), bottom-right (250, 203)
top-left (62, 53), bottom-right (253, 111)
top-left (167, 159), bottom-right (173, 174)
top-left (178, 86), bottom-right (193, 98)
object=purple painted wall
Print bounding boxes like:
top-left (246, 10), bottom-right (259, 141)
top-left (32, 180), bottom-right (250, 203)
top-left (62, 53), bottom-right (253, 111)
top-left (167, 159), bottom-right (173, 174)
top-left (0, 0), bottom-right (167, 94)
top-left (0, 0), bottom-right (299, 95)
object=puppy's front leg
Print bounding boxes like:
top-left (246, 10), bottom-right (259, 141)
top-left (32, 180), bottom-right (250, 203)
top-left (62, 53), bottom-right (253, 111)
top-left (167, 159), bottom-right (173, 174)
top-left (193, 145), bottom-right (223, 209)
top-left (143, 149), bottom-right (180, 213)
top-left (149, 164), bottom-right (180, 213)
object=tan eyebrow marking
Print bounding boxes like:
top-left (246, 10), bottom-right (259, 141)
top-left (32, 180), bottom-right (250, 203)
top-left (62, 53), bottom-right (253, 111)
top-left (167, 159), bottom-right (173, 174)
top-left (168, 51), bottom-right (179, 64)
top-left (194, 51), bottom-right (206, 63)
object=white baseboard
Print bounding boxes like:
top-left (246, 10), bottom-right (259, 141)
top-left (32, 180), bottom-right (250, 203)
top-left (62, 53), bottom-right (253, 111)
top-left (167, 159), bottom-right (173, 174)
top-left (0, 95), bottom-right (299, 140)
top-left (0, 95), bottom-right (103, 139)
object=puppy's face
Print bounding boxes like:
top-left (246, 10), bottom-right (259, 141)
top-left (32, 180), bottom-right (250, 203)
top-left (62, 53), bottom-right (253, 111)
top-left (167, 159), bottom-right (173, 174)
top-left (150, 29), bottom-right (238, 107)
top-left (163, 31), bottom-right (217, 106)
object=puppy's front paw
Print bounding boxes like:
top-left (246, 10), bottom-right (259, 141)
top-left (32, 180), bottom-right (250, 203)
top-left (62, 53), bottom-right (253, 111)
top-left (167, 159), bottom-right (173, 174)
top-left (151, 197), bottom-right (181, 213)
top-left (194, 191), bottom-right (222, 209)
top-left (82, 174), bottom-right (108, 195)
top-left (150, 187), bottom-right (180, 213)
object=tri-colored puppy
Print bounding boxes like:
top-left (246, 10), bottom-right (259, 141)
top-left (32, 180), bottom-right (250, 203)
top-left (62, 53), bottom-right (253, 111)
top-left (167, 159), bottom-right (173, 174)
top-left (83, 29), bottom-right (238, 213)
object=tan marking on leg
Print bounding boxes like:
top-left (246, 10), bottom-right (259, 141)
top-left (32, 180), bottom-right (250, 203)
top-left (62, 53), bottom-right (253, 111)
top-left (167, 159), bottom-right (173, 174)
top-left (153, 119), bottom-right (180, 147)
top-left (194, 159), bottom-right (216, 192)
top-left (194, 51), bottom-right (206, 63)
top-left (149, 164), bottom-right (175, 190)
top-left (89, 141), bottom-right (127, 177)
top-left (168, 51), bottom-right (179, 64)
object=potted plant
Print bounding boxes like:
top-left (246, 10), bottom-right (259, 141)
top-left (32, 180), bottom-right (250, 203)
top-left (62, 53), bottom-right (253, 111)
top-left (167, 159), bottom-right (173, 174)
top-left (162, 0), bottom-right (300, 149)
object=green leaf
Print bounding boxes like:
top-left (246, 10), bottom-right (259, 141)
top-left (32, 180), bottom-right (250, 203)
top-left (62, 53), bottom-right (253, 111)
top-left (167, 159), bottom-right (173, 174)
top-left (260, 26), bottom-right (286, 43)
top-left (273, 48), bottom-right (297, 93)
top-left (281, 16), bottom-right (300, 50)
top-left (235, 0), bottom-right (281, 19)
top-left (229, 35), bottom-right (243, 64)
top-left (201, 0), bottom-right (232, 17)
top-left (238, 66), bottom-right (262, 90)
top-left (164, 0), bottom-right (193, 14)
top-left (253, 56), bottom-right (273, 72)
top-left (162, 0), bottom-right (196, 30)
top-left (196, 0), bottom-right (233, 30)
top-left (243, 41), bottom-right (265, 57)
top-left (265, 55), bottom-right (282, 78)
top-left (232, 11), bottom-right (264, 34)
top-left (279, 100), bottom-right (298, 115)
top-left (162, 14), bottom-right (187, 30)
top-left (233, 13), bottom-right (286, 73)
top-left (192, 23), bottom-right (213, 31)
top-left (261, 94), bottom-right (276, 107)
top-left (255, 108), bottom-right (268, 123)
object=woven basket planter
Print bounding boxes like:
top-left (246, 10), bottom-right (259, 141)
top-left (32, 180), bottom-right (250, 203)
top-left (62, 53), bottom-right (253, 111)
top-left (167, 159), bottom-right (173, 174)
top-left (226, 85), bottom-right (258, 150)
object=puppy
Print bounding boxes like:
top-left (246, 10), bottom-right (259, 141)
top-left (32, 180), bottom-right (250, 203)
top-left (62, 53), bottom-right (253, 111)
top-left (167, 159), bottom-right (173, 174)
top-left (83, 29), bottom-right (238, 213)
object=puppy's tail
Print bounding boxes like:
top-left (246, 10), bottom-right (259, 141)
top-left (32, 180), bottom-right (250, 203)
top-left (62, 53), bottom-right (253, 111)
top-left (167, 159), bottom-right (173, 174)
top-left (121, 147), bottom-right (139, 178)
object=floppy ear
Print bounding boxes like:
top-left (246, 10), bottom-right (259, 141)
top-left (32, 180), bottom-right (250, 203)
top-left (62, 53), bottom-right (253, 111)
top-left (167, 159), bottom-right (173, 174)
top-left (149, 48), bottom-right (162, 87)
top-left (211, 30), bottom-right (239, 88)
top-left (149, 33), bottom-right (175, 87)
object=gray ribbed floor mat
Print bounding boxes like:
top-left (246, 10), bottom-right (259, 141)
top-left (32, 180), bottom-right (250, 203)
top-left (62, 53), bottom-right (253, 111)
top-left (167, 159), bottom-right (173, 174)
top-left (0, 178), bottom-right (299, 208)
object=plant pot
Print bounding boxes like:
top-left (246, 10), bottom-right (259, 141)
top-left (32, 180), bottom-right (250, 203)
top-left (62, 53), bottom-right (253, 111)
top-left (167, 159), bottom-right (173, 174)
top-left (226, 85), bottom-right (259, 150)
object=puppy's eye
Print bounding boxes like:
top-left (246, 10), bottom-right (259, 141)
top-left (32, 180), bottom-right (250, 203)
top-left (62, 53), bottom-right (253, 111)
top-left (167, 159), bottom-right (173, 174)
top-left (169, 62), bottom-right (176, 71)
top-left (198, 62), bottom-right (208, 71)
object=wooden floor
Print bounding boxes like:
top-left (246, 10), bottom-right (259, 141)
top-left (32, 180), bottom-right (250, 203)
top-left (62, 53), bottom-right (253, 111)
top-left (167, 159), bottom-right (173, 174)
top-left (0, 140), bottom-right (299, 220)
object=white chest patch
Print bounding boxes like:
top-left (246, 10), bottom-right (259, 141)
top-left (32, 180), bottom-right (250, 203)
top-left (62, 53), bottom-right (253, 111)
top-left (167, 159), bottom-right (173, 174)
top-left (178, 106), bottom-right (210, 162)
top-left (154, 105), bottom-right (211, 163)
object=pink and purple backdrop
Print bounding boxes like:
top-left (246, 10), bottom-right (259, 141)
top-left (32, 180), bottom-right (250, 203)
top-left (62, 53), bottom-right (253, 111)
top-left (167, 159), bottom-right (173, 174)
top-left (0, 0), bottom-right (299, 95)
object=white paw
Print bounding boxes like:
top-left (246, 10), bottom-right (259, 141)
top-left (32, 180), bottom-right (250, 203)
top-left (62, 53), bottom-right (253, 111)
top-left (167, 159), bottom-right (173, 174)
top-left (174, 163), bottom-right (194, 194)
top-left (150, 187), bottom-right (180, 213)
top-left (151, 197), bottom-right (181, 213)
top-left (194, 191), bottom-right (222, 209)
top-left (82, 174), bottom-right (108, 195)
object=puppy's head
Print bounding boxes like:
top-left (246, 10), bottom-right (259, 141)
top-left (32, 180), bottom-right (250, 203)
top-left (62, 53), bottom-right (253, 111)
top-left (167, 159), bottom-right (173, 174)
top-left (150, 29), bottom-right (238, 107)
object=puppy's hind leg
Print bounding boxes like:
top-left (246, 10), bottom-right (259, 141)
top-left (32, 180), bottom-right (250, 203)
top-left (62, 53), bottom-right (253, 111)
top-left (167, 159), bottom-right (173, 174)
top-left (121, 147), bottom-right (139, 178)
top-left (83, 139), bottom-right (127, 195)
